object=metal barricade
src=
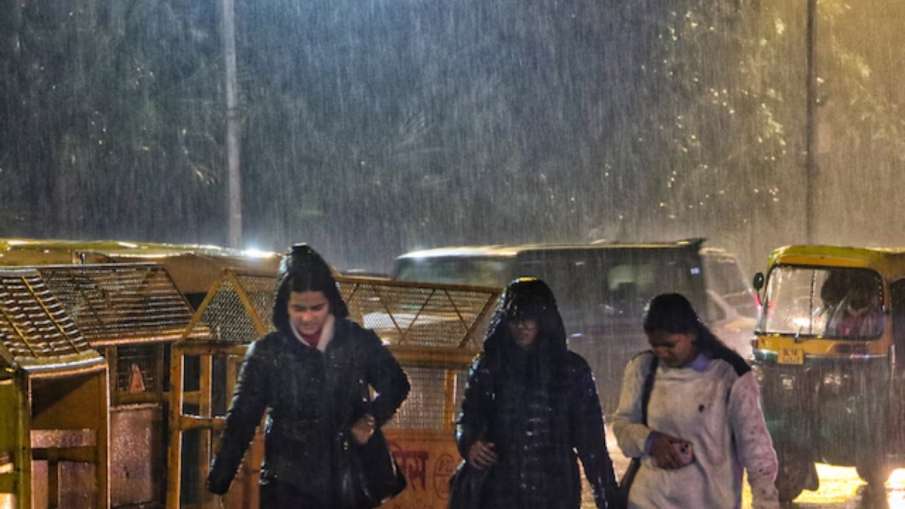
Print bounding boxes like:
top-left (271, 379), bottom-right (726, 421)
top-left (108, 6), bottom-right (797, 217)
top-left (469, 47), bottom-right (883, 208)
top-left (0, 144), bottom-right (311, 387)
top-left (337, 276), bottom-right (497, 508)
top-left (166, 270), bottom-right (275, 509)
top-left (0, 268), bottom-right (109, 509)
top-left (0, 238), bottom-right (282, 310)
top-left (38, 264), bottom-right (207, 508)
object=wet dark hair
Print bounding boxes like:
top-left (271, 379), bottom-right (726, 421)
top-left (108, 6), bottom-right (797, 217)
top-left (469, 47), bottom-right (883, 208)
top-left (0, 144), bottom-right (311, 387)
top-left (485, 277), bottom-right (567, 355)
top-left (272, 244), bottom-right (348, 333)
top-left (643, 293), bottom-right (724, 354)
top-left (482, 277), bottom-right (569, 386)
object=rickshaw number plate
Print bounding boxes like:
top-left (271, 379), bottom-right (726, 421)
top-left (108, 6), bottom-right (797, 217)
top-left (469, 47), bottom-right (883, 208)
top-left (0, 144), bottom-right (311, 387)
top-left (778, 348), bottom-right (804, 365)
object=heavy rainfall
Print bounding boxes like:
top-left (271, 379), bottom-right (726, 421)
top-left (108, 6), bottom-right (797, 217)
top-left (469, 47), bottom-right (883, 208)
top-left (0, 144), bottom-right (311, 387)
top-left (1, 0), bottom-right (904, 508)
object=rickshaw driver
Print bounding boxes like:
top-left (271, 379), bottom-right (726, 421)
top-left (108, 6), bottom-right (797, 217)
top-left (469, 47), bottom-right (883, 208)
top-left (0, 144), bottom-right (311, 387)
top-left (824, 277), bottom-right (883, 338)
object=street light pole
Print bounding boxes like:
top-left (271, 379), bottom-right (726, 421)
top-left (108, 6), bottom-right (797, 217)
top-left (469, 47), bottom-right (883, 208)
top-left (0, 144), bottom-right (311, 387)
top-left (805, 0), bottom-right (818, 243)
top-left (222, 0), bottom-right (242, 248)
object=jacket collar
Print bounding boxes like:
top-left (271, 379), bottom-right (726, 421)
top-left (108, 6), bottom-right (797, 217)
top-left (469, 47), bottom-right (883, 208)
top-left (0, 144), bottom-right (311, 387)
top-left (289, 313), bottom-right (336, 352)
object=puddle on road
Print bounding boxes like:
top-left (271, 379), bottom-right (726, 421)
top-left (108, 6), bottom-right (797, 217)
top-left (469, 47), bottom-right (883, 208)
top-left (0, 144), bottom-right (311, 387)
top-left (580, 460), bottom-right (905, 508)
top-left (742, 465), bottom-right (905, 509)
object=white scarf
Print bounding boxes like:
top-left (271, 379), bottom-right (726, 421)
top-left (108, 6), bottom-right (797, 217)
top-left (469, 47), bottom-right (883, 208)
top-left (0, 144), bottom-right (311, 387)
top-left (290, 313), bottom-right (335, 352)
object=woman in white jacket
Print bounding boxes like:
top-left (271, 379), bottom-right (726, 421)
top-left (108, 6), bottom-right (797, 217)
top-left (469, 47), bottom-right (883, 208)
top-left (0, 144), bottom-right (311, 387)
top-left (612, 293), bottom-right (780, 509)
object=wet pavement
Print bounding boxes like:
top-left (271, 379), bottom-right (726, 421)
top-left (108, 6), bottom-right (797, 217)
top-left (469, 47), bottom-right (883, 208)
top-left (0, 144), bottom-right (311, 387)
top-left (580, 429), bottom-right (905, 508)
top-left (769, 464), bottom-right (905, 509)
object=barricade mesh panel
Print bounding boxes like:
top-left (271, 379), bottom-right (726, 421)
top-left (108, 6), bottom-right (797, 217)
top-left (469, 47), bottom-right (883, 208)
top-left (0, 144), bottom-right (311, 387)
top-left (0, 269), bottom-right (96, 367)
top-left (177, 272), bottom-right (497, 435)
top-left (453, 366), bottom-right (469, 414)
top-left (337, 278), bottom-right (497, 349)
top-left (234, 275), bottom-right (275, 327)
top-left (201, 278), bottom-right (260, 342)
top-left (385, 366), bottom-right (454, 430)
top-left (39, 264), bottom-right (198, 344)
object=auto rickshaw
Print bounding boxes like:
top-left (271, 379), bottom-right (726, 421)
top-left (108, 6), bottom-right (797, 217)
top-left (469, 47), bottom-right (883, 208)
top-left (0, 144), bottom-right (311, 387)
top-left (752, 245), bottom-right (905, 502)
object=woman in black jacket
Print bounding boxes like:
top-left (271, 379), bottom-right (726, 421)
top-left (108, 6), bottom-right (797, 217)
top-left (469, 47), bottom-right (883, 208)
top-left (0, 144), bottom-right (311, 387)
top-left (455, 277), bottom-right (619, 509)
top-left (207, 244), bottom-right (410, 508)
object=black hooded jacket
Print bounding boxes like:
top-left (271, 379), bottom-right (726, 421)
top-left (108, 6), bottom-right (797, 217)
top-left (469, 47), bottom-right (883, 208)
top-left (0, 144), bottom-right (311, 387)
top-left (455, 278), bottom-right (618, 509)
top-left (207, 248), bottom-right (410, 506)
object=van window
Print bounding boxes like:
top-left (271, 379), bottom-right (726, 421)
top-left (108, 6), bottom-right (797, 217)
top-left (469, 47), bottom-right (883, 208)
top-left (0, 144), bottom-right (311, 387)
top-left (393, 257), bottom-right (512, 287)
top-left (891, 279), bottom-right (905, 373)
top-left (705, 291), bottom-right (728, 322)
top-left (703, 255), bottom-right (757, 318)
top-left (514, 249), bottom-right (700, 329)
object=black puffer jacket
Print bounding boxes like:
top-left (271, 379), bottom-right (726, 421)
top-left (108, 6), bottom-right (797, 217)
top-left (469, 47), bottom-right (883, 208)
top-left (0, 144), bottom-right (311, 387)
top-left (208, 247), bottom-right (410, 506)
top-left (455, 278), bottom-right (618, 509)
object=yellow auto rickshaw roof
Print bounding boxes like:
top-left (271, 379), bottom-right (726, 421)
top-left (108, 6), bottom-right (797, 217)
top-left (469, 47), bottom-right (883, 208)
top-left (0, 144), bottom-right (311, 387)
top-left (768, 244), bottom-right (905, 280)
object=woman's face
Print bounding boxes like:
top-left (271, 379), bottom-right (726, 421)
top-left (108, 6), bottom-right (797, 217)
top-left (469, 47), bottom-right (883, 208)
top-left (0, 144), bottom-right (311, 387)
top-left (647, 329), bottom-right (697, 367)
top-left (287, 290), bottom-right (331, 335)
top-left (508, 318), bottom-right (539, 349)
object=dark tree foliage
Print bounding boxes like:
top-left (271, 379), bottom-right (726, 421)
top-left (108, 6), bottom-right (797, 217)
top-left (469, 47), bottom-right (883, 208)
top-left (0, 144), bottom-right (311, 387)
top-left (810, 0), bottom-right (905, 245)
top-left (230, 0), bottom-right (810, 269)
top-left (0, 0), bottom-right (222, 240)
top-left (0, 0), bottom-right (901, 271)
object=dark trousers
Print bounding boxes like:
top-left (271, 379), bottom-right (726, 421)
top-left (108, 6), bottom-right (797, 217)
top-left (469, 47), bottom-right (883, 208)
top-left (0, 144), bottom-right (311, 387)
top-left (259, 480), bottom-right (328, 509)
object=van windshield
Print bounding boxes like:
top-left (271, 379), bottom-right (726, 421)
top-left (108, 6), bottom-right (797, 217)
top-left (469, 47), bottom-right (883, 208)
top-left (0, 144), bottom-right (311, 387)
top-left (515, 249), bottom-right (701, 330)
top-left (759, 266), bottom-right (884, 339)
top-left (703, 255), bottom-right (757, 319)
top-left (393, 257), bottom-right (512, 287)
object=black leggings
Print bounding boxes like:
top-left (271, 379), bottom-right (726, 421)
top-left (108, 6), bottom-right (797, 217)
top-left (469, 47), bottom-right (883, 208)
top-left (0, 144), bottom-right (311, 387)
top-left (259, 480), bottom-right (328, 509)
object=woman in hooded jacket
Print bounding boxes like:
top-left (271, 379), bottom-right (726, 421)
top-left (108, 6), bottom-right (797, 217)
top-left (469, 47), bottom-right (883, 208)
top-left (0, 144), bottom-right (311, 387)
top-left (455, 277), bottom-right (620, 509)
top-left (206, 244), bottom-right (410, 508)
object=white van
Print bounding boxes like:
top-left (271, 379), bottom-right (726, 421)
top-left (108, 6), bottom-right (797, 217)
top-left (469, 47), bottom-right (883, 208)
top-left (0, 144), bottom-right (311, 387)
top-left (393, 238), bottom-right (756, 413)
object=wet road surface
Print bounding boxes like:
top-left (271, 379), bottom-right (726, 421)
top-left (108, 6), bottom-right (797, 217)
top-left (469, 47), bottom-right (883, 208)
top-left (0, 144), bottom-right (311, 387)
top-left (581, 429), bottom-right (905, 508)
top-left (766, 464), bottom-right (905, 509)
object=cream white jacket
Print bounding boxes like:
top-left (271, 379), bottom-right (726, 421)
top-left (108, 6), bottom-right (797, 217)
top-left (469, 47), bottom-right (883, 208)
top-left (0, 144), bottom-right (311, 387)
top-left (612, 352), bottom-right (780, 509)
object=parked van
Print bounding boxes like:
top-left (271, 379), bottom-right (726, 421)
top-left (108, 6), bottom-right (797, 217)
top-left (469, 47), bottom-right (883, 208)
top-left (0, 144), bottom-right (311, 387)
top-left (392, 238), bottom-right (757, 413)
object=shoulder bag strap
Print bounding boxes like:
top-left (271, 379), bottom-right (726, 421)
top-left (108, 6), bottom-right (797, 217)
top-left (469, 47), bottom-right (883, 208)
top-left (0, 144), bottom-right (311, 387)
top-left (640, 353), bottom-right (659, 426)
top-left (618, 352), bottom-right (660, 502)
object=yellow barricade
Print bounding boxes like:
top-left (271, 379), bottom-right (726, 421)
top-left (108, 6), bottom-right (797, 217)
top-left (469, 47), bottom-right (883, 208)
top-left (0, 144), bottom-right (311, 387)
top-left (0, 268), bottom-right (109, 509)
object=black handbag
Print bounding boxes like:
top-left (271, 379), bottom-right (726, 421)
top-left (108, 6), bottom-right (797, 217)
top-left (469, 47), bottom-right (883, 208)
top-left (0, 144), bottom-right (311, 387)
top-left (335, 350), bottom-right (408, 508)
top-left (615, 354), bottom-right (658, 507)
top-left (337, 428), bottom-right (407, 508)
top-left (448, 460), bottom-right (490, 509)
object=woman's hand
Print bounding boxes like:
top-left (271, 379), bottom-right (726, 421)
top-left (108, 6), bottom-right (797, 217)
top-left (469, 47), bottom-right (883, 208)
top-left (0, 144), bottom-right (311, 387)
top-left (648, 431), bottom-right (692, 470)
top-left (351, 414), bottom-right (376, 445)
top-left (467, 440), bottom-right (498, 469)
